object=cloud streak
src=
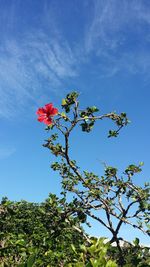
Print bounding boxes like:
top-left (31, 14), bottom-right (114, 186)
top-left (0, 32), bottom-right (78, 118)
top-left (0, 0), bottom-right (150, 118)
top-left (0, 147), bottom-right (16, 160)
top-left (84, 0), bottom-right (150, 77)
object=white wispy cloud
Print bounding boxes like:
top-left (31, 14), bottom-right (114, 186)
top-left (85, 0), bottom-right (150, 77)
top-left (0, 147), bottom-right (16, 160)
top-left (0, 0), bottom-right (150, 119)
top-left (0, 31), bottom-right (78, 118)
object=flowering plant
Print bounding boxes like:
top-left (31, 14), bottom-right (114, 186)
top-left (36, 103), bottom-right (58, 125)
top-left (37, 91), bottom-right (150, 266)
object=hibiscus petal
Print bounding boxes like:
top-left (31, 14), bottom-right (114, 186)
top-left (51, 107), bottom-right (58, 116)
top-left (45, 103), bottom-right (53, 112)
top-left (43, 117), bottom-right (53, 125)
top-left (37, 116), bottom-right (45, 122)
top-left (36, 108), bottom-right (46, 115)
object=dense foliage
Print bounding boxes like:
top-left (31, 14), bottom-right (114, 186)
top-left (0, 194), bottom-right (86, 266)
top-left (0, 196), bottom-right (149, 267)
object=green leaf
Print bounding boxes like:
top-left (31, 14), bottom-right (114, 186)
top-left (61, 112), bottom-right (66, 117)
top-left (85, 263), bottom-right (92, 267)
top-left (62, 99), bottom-right (67, 106)
top-left (133, 238), bottom-right (140, 246)
top-left (89, 106), bottom-right (99, 113)
top-left (106, 260), bottom-right (118, 267)
top-left (108, 130), bottom-right (118, 138)
top-left (27, 254), bottom-right (36, 267)
top-left (16, 239), bottom-right (26, 246)
top-left (71, 244), bottom-right (77, 254)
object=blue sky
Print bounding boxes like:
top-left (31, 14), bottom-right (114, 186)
top-left (0, 0), bottom-right (150, 243)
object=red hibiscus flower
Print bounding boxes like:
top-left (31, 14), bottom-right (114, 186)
top-left (36, 103), bottom-right (58, 125)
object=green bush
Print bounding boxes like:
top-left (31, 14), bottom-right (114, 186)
top-left (0, 195), bottom-right (85, 266)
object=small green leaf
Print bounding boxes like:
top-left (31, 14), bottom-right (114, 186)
top-left (16, 239), bottom-right (26, 246)
top-left (108, 130), bottom-right (118, 138)
top-left (89, 106), bottom-right (99, 113)
top-left (27, 254), bottom-right (36, 267)
top-left (71, 244), bottom-right (77, 254)
top-left (106, 260), bottom-right (118, 267)
top-left (133, 238), bottom-right (140, 246)
top-left (62, 99), bottom-right (67, 106)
